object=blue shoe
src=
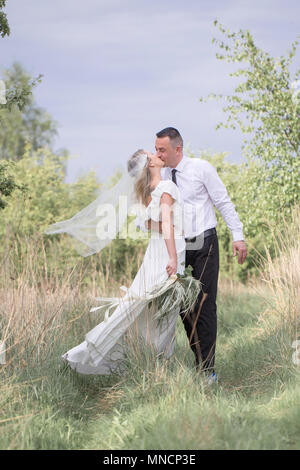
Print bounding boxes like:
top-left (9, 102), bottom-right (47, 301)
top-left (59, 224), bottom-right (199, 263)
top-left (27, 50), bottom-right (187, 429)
top-left (205, 372), bottom-right (218, 386)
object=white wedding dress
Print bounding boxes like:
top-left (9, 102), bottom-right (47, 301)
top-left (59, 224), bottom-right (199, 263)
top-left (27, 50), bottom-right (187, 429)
top-left (61, 180), bottom-right (186, 375)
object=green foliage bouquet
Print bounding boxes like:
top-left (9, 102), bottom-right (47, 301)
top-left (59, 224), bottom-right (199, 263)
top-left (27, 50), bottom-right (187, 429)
top-left (150, 265), bottom-right (201, 323)
top-left (90, 265), bottom-right (201, 325)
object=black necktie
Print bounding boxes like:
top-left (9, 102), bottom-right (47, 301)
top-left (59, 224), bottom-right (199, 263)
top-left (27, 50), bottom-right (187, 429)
top-left (171, 169), bottom-right (177, 186)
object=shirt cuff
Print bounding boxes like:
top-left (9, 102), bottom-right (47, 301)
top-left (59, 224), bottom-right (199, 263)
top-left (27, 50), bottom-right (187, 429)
top-left (231, 230), bottom-right (244, 242)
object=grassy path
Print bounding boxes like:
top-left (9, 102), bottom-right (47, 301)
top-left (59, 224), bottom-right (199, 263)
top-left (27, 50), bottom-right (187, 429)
top-left (1, 284), bottom-right (299, 450)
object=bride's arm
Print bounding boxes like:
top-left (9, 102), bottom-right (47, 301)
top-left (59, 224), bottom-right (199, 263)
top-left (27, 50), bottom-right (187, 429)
top-left (160, 193), bottom-right (177, 277)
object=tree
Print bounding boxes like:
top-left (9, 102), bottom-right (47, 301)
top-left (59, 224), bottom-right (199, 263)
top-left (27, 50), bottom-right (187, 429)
top-left (0, 3), bottom-right (47, 207)
top-left (0, 63), bottom-right (57, 160)
top-left (0, 144), bottom-right (100, 239)
top-left (0, 0), bottom-right (10, 38)
top-left (201, 21), bottom-right (300, 225)
top-left (199, 23), bottom-right (300, 280)
top-left (0, 160), bottom-right (27, 209)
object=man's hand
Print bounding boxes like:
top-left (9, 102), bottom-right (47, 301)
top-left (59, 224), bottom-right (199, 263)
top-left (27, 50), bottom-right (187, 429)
top-left (233, 240), bottom-right (247, 264)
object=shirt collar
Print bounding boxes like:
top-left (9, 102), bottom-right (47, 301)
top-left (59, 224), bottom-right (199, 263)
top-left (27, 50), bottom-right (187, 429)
top-left (165, 155), bottom-right (188, 175)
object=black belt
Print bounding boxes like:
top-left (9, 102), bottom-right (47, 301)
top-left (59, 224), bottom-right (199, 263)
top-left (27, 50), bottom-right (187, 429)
top-left (185, 227), bottom-right (216, 243)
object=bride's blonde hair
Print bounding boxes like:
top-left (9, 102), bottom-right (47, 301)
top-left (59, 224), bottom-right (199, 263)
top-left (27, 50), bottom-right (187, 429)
top-left (127, 149), bottom-right (152, 206)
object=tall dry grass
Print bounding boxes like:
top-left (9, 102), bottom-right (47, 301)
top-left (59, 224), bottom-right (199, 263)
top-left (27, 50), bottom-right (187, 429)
top-left (1, 204), bottom-right (299, 378)
top-left (253, 205), bottom-right (300, 332)
top-left (246, 205), bottom-right (300, 376)
top-left (0, 234), bottom-right (146, 371)
top-left (0, 233), bottom-right (146, 446)
top-left (0, 207), bottom-right (300, 449)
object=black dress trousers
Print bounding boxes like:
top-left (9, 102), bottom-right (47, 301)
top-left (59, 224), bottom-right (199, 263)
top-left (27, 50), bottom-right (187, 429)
top-left (180, 233), bottom-right (219, 373)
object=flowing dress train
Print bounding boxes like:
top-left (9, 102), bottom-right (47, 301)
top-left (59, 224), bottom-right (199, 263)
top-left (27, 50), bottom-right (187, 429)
top-left (61, 180), bottom-right (186, 374)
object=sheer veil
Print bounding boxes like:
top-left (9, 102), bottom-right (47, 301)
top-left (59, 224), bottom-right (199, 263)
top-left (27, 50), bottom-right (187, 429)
top-left (44, 152), bottom-right (148, 257)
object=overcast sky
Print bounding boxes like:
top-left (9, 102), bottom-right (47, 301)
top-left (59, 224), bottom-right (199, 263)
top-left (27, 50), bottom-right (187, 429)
top-left (0, 0), bottom-right (299, 183)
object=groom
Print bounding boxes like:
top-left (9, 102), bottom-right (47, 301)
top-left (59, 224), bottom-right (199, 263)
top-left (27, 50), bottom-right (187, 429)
top-left (155, 127), bottom-right (247, 378)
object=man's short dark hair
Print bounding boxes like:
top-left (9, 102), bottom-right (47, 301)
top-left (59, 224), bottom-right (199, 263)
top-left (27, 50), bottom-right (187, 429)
top-left (156, 127), bottom-right (183, 149)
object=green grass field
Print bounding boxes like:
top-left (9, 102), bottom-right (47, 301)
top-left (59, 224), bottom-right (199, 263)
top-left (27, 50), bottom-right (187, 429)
top-left (1, 280), bottom-right (299, 450)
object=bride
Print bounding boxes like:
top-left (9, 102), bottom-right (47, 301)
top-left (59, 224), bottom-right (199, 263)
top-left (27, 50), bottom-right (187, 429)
top-left (45, 149), bottom-right (200, 375)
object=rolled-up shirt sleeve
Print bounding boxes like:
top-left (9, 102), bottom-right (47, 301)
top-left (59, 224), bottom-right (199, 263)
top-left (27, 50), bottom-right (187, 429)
top-left (201, 161), bottom-right (244, 242)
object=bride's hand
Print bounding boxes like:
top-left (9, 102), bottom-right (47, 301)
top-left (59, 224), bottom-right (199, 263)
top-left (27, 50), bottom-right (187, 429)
top-left (166, 257), bottom-right (177, 277)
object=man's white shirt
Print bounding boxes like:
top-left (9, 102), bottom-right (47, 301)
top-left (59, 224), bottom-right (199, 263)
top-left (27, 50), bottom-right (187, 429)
top-left (161, 155), bottom-right (244, 242)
